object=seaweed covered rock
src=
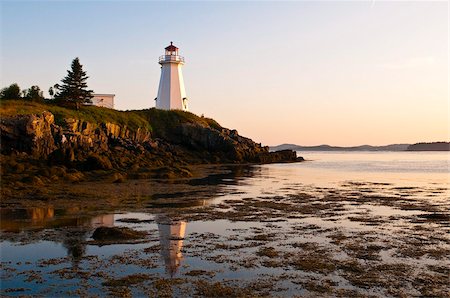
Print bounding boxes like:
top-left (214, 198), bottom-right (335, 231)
top-left (91, 227), bottom-right (146, 241)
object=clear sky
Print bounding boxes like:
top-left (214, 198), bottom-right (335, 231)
top-left (1, 1), bottom-right (448, 146)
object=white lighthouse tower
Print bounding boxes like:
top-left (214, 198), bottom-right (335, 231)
top-left (155, 42), bottom-right (188, 111)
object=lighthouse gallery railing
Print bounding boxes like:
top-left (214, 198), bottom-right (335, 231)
top-left (159, 55), bottom-right (185, 63)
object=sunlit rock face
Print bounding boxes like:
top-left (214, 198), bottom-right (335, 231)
top-left (0, 108), bottom-right (299, 172)
top-left (0, 112), bottom-right (151, 157)
top-left (0, 111), bottom-right (57, 156)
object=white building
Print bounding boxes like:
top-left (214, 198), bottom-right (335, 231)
top-left (91, 94), bottom-right (115, 109)
top-left (155, 42), bottom-right (188, 111)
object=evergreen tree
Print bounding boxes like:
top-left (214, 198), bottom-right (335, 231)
top-left (24, 85), bottom-right (44, 102)
top-left (55, 57), bottom-right (93, 109)
top-left (0, 83), bottom-right (22, 100)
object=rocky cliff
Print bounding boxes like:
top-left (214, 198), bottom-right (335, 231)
top-left (0, 107), bottom-right (301, 176)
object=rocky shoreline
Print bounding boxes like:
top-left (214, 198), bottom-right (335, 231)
top-left (1, 111), bottom-right (301, 165)
top-left (0, 107), bottom-right (302, 202)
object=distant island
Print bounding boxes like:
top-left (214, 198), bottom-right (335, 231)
top-left (270, 142), bottom-right (450, 152)
top-left (406, 142), bottom-right (450, 151)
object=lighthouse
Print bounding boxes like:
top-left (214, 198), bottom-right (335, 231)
top-left (155, 42), bottom-right (188, 111)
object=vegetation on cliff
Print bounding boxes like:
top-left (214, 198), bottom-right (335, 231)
top-left (1, 57), bottom-right (93, 107)
top-left (0, 83), bottom-right (22, 100)
top-left (0, 100), bottom-right (151, 131)
top-left (53, 57), bottom-right (93, 108)
top-left (0, 100), bottom-right (222, 133)
top-left (1, 83), bottom-right (45, 102)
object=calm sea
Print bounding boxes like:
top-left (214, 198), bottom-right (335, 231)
top-left (1, 151), bottom-right (449, 296)
top-left (264, 151), bottom-right (450, 187)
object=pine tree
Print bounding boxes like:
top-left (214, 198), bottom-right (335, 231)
top-left (55, 57), bottom-right (93, 109)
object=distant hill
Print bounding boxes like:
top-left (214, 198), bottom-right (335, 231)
top-left (270, 143), bottom-right (411, 152)
top-left (407, 142), bottom-right (450, 151)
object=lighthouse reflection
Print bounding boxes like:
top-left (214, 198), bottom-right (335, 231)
top-left (1, 207), bottom-right (190, 276)
top-left (155, 214), bottom-right (187, 277)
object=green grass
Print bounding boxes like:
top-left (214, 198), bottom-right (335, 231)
top-left (0, 99), bottom-right (222, 134)
top-left (203, 117), bottom-right (222, 130)
top-left (0, 100), bottom-right (151, 131)
top-left (135, 108), bottom-right (222, 138)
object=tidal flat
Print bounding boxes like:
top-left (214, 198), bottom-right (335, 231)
top-left (1, 163), bottom-right (449, 297)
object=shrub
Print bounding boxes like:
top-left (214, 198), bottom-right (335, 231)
top-left (0, 83), bottom-right (21, 100)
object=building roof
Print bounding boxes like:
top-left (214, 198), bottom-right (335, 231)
top-left (165, 41), bottom-right (178, 51)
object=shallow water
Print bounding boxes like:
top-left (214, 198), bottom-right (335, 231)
top-left (292, 151), bottom-right (448, 185)
top-left (1, 151), bottom-right (449, 297)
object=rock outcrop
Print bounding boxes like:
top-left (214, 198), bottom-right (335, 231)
top-left (0, 111), bottom-right (57, 156)
top-left (0, 110), bottom-right (300, 171)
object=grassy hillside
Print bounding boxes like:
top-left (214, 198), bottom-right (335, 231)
top-left (137, 108), bottom-right (222, 135)
top-left (0, 100), bottom-right (222, 133)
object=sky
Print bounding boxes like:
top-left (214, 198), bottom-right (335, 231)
top-left (1, 1), bottom-right (448, 146)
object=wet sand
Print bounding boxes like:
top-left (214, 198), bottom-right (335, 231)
top-left (1, 164), bottom-right (449, 297)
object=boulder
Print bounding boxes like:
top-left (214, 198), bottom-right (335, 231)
top-left (92, 227), bottom-right (146, 241)
top-left (83, 154), bottom-right (113, 170)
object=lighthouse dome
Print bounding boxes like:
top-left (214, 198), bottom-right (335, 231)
top-left (165, 42), bottom-right (178, 52)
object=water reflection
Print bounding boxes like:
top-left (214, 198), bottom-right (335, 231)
top-left (156, 215), bottom-right (187, 276)
top-left (1, 208), bottom-right (116, 269)
top-left (0, 207), bottom-right (188, 277)
top-left (0, 207), bottom-right (114, 232)
top-left (188, 165), bottom-right (259, 186)
top-left (62, 229), bottom-right (88, 268)
top-left (1, 207), bottom-right (55, 231)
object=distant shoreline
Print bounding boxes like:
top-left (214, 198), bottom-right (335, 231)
top-left (270, 142), bottom-right (450, 152)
